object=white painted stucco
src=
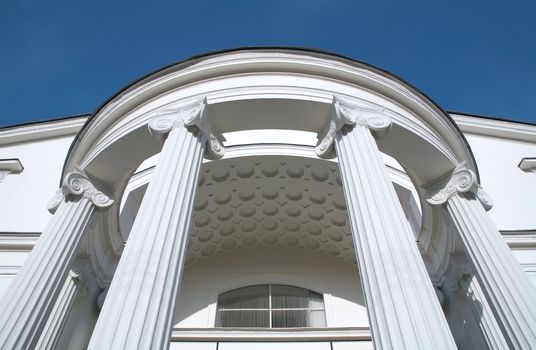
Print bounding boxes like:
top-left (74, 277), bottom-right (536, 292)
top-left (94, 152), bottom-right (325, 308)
top-left (0, 50), bottom-right (534, 350)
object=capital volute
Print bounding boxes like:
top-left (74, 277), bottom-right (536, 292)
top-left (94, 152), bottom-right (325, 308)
top-left (69, 259), bottom-right (97, 292)
top-left (148, 98), bottom-right (225, 160)
top-left (47, 190), bottom-right (64, 214)
top-left (48, 171), bottom-right (114, 213)
top-left (315, 96), bottom-right (392, 158)
top-left (443, 255), bottom-right (473, 292)
top-left (427, 164), bottom-right (493, 210)
top-left (69, 260), bottom-right (88, 283)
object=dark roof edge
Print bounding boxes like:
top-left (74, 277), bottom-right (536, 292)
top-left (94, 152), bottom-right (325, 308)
top-left (63, 46), bottom-right (481, 184)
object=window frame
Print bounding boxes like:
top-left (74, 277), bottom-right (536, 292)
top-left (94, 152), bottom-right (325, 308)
top-left (214, 283), bottom-right (327, 328)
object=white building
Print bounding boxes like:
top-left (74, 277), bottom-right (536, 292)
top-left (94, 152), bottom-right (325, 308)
top-left (0, 48), bottom-right (535, 350)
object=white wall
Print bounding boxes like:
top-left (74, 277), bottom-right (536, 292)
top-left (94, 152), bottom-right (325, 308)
top-left (0, 250), bottom-right (31, 296)
top-left (173, 246), bottom-right (368, 328)
top-left (0, 115), bottom-right (534, 349)
top-left (463, 133), bottom-right (536, 230)
top-left (0, 134), bottom-right (75, 232)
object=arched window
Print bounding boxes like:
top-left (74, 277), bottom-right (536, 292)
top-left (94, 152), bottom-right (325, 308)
top-left (215, 284), bottom-right (326, 328)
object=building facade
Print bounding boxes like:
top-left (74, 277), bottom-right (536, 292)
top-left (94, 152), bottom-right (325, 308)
top-left (0, 48), bottom-right (535, 349)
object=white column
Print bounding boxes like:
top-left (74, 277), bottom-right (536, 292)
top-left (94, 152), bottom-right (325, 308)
top-left (88, 99), bottom-right (224, 350)
top-left (443, 255), bottom-right (509, 349)
top-left (316, 97), bottom-right (456, 349)
top-left (36, 259), bottom-right (98, 350)
top-left (428, 166), bottom-right (536, 349)
top-left (0, 172), bottom-right (113, 350)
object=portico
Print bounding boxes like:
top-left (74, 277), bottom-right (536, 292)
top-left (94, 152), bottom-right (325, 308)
top-left (0, 49), bottom-right (534, 350)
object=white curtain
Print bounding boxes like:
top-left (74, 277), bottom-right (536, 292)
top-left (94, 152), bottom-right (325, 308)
top-left (216, 284), bottom-right (326, 328)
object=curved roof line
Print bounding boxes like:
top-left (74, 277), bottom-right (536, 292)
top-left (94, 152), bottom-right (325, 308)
top-left (62, 46), bottom-right (479, 185)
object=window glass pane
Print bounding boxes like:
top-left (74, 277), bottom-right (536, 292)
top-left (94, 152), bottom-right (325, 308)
top-left (216, 284), bottom-right (326, 328)
top-left (216, 310), bottom-right (269, 328)
top-left (271, 310), bottom-right (327, 328)
top-left (218, 285), bottom-right (269, 309)
top-left (271, 285), bottom-right (324, 309)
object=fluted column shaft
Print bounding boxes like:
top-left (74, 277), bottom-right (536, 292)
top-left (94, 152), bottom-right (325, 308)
top-left (443, 255), bottom-right (509, 349)
top-left (36, 260), bottom-right (97, 350)
top-left (88, 99), bottom-right (224, 350)
top-left (317, 97), bottom-right (456, 349)
top-left (461, 275), bottom-right (509, 349)
top-left (432, 177), bottom-right (536, 349)
top-left (0, 173), bottom-right (113, 350)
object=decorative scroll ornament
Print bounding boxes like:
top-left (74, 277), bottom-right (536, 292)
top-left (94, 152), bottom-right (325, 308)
top-left (48, 171), bottom-right (114, 213)
top-left (476, 185), bottom-right (494, 211)
top-left (70, 260), bottom-right (87, 288)
top-left (442, 255), bottom-right (473, 292)
top-left (148, 98), bottom-right (225, 160)
top-left (47, 189), bottom-right (64, 214)
top-left (69, 261), bottom-right (86, 282)
top-left (427, 164), bottom-right (493, 211)
top-left (315, 96), bottom-right (392, 158)
top-left (69, 259), bottom-right (96, 292)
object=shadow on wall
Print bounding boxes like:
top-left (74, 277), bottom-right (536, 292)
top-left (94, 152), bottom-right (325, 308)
top-left (172, 247), bottom-right (367, 328)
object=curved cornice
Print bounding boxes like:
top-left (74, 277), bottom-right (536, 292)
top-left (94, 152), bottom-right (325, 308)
top-left (61, 47), bottom-right (478, 185)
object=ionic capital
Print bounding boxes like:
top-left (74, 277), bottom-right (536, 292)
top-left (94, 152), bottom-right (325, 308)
top-left (69, 259), bottom-right (96, 292)
top-left (47, 190), bottom-right (64, 214)
top-left (148, 98), bottom-right (225, 159)
top-left (48, 171), bottom-right (114, 213)
top-left (316, 96), bottom-right (392, 158)
top-left (443, 255), bottom-right (473, 292)
top-left (427, 165), bottom-right (493, 210)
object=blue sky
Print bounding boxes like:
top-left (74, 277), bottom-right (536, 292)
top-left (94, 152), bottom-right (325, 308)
top-left (1, 0), bottom-right (535, 127)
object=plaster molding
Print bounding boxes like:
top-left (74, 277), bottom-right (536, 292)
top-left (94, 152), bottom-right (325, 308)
top-left (0, 266), bottom-right (20, 276)
top-left (48, 171), bottom-right (114, 214)
top-left (518, 157), bottom-right (536, 174)
top-left (220, 144), bottom-right (320, 162)
top-left (475, 185), bottom-right (494, 210)
top-left (427, 164), bottom-right (493, 210)
top-left (0, 159), bottom-right (23, 183)
top-left (0, 233), bottom-right (40, 251)
top-left (501, 230), bottom-right (536, 249)
top-left (451, 113), bottom-right (536, 143)
top-left (171, 327), bottom-right (371, 342)
top-left (92, 209), bottom-right (124, 283)
top-left (0, 116), bottom-right (86, 146)
top-left (426, 211), bottom-right (457, 286)
top-left (120, 154), bottom-right (420, 266)
top-left (316, 96), bottom-right (392, 158)
top-left (47, 190), bottom-right (64, 214)
top-left (70, 51), bottom-right (473, 181)
top-left (148, 98), bottom-right (225, 159)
